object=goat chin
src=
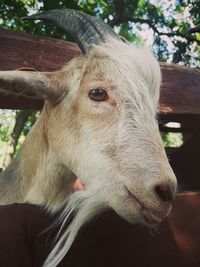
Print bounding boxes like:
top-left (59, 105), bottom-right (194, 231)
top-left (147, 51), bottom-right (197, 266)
top-left (43, 188), bottom-right (106, 267)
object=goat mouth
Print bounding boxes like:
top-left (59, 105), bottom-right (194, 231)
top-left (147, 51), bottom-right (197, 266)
top-left (124, 185), bottom-right (163, 226)
top-left (140, 208), bottom-right (162, 225)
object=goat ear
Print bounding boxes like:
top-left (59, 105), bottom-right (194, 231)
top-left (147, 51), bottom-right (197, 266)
top-left (0, 69), bottom-right (66, 103)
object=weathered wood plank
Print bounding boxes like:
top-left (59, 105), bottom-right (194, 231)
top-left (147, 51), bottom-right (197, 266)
top-left (0, 28), bottom-right (200, 117)
top-left (160, 63), bottom-right (200, 116)
top-left (0, 28), bottom-right (80, 71)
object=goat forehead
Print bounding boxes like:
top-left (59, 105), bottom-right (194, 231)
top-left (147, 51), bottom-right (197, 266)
top-left (90, 38), bottom-right (159, 80)
top-left (83, 59), bottom-right (158, 114)
top-left (86, 54), bottom-right (150, 84)
top-left (84, 45), bottom-right (160, 100)
top-left (83, 62), bottom-right (148, 103)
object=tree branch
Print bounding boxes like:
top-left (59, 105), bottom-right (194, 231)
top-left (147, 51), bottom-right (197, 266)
top-left (188, 26), bottom-right (200, 34)
top-left (11, 110), bottom-right (33, 156)
top-left (109, 16), bottom-right (200, 45)
top-left (109, 0), bottom-right (125, 27)
top-left (158, 31), bottom-right (200, 45)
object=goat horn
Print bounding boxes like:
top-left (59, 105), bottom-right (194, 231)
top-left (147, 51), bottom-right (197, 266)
top-left (23, 9), bottom-right (119, 54)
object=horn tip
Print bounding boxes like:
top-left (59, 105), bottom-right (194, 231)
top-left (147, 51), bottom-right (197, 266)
top-left (21, 13), bottom-right (45, 21)
top-left (21, 16), bottom-right (29, 20)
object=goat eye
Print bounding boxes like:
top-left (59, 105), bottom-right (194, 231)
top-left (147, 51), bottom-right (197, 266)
top-left (88, 88), bottom-right (108, 101)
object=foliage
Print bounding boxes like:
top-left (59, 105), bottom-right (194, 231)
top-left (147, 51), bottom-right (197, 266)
top-left (0, 110), bottom-right (37, 168)
top-left (0, 0), bottom-right (199, 65)
top-left (0, 110), bottom-right (15, 142)
top-left (15, 110), bottom-right (38, 136)
top-left (0, 124), bottom-right (10, 143)
top-left (0, 110), bottom-right (15, 167)
top-left (162, 132), bottom-right (183, 147)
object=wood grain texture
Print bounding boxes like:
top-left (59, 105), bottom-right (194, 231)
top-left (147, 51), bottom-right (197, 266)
top-left (0, 28), bottom-right (80, 71)
top-left (0, 28), bottom-right (200, 117)
top-left (160, 63), bottom-right (200, 116)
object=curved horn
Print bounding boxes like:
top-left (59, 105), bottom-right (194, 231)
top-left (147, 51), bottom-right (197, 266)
top-left (23, 9), bottom-right (119, 54)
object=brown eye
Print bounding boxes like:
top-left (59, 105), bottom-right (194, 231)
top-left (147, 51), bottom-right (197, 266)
top-left (88, 88), bottom-right (108, 101)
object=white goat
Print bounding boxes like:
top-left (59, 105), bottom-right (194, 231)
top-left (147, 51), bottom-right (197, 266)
top-left (0, 9), bottom-right (177, 267)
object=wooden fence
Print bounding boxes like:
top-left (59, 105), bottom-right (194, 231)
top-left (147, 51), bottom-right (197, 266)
top-left (0, 28), bottom-right (200, 132)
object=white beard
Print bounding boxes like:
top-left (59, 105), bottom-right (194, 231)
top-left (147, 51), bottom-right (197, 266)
top-left (43, 188), bottom-right (107, 267)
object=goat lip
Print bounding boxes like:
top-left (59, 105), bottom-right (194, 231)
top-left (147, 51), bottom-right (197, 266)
top-left (141, 208), bottom-right (163, 225)
top-left (124, 185), bottom-right (162, 225)
top-left (124, 185), bottom-right (143, 207)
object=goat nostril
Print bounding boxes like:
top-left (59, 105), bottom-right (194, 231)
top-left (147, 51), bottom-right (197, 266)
top-left (155, 184), bottom-right (173, 202)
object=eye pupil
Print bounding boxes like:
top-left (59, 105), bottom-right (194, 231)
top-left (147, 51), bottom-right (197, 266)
top-left (88, 88), bottom-right (108, 101)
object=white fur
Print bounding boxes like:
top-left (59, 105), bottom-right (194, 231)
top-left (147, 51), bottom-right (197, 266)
top-left (42, 38), bottom-right (177, 266)
top-left (0, 37), bottom-right (177, 267)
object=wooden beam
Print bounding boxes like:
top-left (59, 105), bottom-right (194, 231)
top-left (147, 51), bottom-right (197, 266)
top-left (0, 28), bottom-right (81, 109)
top-left (0, 28), bottom-right (81, 71)
top-left (0, 28), bottom-right (200, 116)
top-left (160, 63), bottom-right (200, 116)
top-left (0, 95), bottom-right (43, 110)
